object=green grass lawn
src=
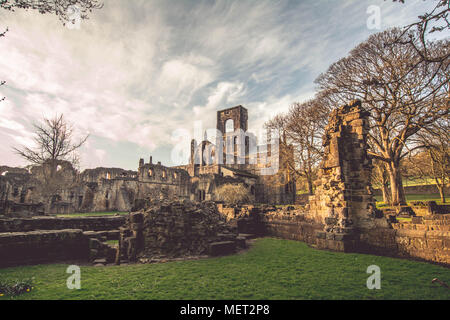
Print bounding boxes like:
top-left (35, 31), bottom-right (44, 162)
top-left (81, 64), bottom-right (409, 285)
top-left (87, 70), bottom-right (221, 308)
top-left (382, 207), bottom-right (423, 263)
top-left (375, 193), bottom-right (445, 208)
top-left (1, 238), bottom-right (449, 300)
top-left (56, 211), bottom-right (129, 218)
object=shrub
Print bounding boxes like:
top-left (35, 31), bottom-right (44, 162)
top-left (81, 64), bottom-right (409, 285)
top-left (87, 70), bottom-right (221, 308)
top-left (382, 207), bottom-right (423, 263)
top-left (215, 183), bottom-right (254, 205)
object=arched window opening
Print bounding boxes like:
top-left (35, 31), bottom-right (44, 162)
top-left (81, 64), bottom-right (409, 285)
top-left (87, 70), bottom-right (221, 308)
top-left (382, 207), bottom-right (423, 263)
top-left (225, 119), bottom-right (234, 133)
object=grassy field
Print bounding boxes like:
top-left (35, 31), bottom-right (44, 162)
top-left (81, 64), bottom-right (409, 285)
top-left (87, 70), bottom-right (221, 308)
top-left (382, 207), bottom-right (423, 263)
top-left (56, 211), bottom-right (129, 218)
top-left (0, 238), bottom-right (449, 300)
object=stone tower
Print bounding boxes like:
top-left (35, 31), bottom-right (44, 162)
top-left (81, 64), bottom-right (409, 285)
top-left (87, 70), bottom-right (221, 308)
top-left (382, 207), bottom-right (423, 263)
top-left (217, 105), bottom-right (248, 134)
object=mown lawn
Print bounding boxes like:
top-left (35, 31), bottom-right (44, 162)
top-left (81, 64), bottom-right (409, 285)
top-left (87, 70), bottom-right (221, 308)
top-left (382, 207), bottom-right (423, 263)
top-left (0, 238), bottom-right (449, 300)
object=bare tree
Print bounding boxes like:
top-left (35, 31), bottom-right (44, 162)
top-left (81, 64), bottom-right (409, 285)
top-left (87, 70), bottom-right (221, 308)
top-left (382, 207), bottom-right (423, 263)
top-left (0, 0), bottom-right (103, 25)
top-left (13, 114), bottom-right (88, 180)
top-left (0, 26), bottom-right (7, 103)
top-left (262, 113), bottom-right (298, 200)
top-left (407, 120), bottom-right (450, 203)
top-left (390, 0), bottom-right (449, 63)
top-left (371, 159), bottom-right (392, 205)
top-left (286, 99), bottom-right (329, 195)
top-left (316, 28), bottom-right (449, 205)
top-left (265, 97), bottom-right (329, 195)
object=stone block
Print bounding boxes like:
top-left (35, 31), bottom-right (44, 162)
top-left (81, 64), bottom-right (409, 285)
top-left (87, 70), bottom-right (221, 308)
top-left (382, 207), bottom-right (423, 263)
top-left (235, 237), bottom-right (247, 248)
top-left (209, 241), bottom-right (236, 256)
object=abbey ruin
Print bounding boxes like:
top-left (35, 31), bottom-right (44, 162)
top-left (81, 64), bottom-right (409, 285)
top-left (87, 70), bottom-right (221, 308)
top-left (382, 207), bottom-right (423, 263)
top-left (0, 105), bottom-right (295, 217)
top-left (0, 101), bottom-right (448, 268)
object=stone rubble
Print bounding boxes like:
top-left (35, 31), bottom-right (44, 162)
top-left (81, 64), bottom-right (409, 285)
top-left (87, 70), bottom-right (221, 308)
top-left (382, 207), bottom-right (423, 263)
top-left (117, 200), bottom-right (244, 263)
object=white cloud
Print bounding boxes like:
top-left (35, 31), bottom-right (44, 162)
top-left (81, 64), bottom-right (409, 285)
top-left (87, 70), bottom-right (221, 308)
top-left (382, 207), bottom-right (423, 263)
top-left (0, 0), bottom-right (442, 169)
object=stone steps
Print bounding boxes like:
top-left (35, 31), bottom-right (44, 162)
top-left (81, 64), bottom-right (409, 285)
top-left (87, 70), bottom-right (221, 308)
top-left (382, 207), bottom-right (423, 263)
top-left (88, 238), bottom-right (117, 265)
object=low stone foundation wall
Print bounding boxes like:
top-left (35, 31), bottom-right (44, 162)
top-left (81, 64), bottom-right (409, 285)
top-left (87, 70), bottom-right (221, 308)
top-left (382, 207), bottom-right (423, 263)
top-left (0, 229), bottom-right (89, 267)
top-left (0, 215), bottom-right (126, 233)
top-left (374, 184), bottom-right (450, 196)
top-left (232, 204), bottom-right (450, 266)
top-left (264, 219), bottom-right (323, 244)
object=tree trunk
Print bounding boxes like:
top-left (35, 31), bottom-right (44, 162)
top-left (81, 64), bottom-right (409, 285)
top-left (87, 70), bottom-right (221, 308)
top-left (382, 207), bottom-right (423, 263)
top-left (382, 182), bottom-right (391, 204)
top-left (437, 185), bottom-right (446, 203)
top-left (307, 175), bottom-right (314, 195)
top-left (387, 163), bottom-right (407, 206)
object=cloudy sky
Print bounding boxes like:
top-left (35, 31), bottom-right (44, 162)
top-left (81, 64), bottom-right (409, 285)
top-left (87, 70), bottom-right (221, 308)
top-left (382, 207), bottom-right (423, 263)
top-left (0, 0), bottom-right (443, 170)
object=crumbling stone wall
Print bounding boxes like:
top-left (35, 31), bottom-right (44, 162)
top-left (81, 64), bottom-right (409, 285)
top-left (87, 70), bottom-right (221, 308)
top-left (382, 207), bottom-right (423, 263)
top-left (118, 201), bottom-right (243, 263)
top-left (223, 204), bottom-right (322, 242)
top-left (0, 215), bottom-right (127, 267)
top-left (359, 214), bottom-right (450, 265)
top-left (0, 158), bottom-right (192, 216)
top-left (308, 100), bottom-right (388, 246)
top-left (0, 215), bottom-right (126, 233)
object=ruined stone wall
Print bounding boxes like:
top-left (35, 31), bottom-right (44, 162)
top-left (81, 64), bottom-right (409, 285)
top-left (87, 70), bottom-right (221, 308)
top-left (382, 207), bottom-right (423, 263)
top-left (0, 229), bottom-right (89, 267)
top-left (0, 215), bottom-right (126, 233)
top-left (0, 158), bottom-right (193, 216)
top-left (226, 205), bottom-right (322, 241)
top-left (354, 214), bottom-right (450, 265)
top-left (80, 167), bottom-right (137, 183)
top-left (0, 214), bottom-right (127, 267)
top-left (229, 204), bottom-right (449, 265)
top-left (308, 100), bottom-right (387, 235)
top-left (0, 167), bottom-right (32, 209)
top-left (118, 201), bottom-right (243, 263)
